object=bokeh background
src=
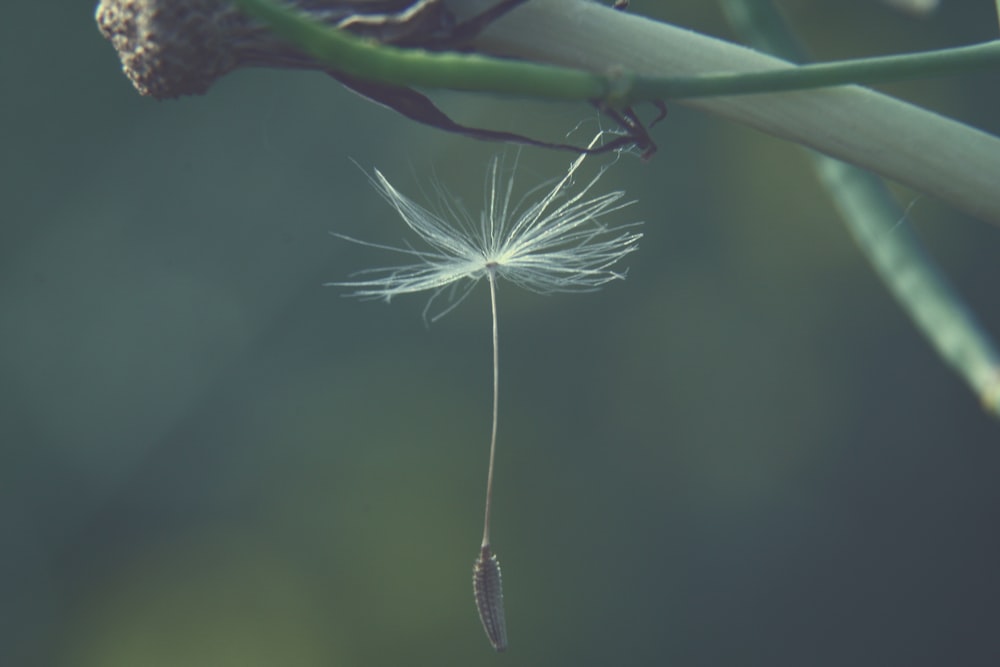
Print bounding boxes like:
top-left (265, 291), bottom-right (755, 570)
top-left (3, 1), bottom-right (1000, 665)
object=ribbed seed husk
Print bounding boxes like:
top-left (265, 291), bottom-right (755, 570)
top-left (473, 544), bottom-right (508, 651)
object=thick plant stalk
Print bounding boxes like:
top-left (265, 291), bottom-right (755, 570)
top-left (816, 161), bottom-right (1000, 415)
top-left (100, 0), bottom-right (1000, 223)
top-left (720, 0), bottom-right (1000, 416)
top-left (457, 0), bottom-right (1000, 226)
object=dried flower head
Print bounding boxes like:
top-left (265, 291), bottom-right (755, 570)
top-left (94, 0), bottom-right (423, 98)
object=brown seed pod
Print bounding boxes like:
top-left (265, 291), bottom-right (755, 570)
top-left (473, 543), bottom-right (508, 652)
top-left (93, 0), bottom-right (368, 98)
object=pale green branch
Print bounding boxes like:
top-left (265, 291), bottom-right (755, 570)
top-left (721, 0), bottom-right (1000, 417)
top-left (461, 0), bottom-right (1000, 227)
top-left (237, 0), bottom-right (1000, 101)
top-left (236, 0), bottom-right (1000, 227)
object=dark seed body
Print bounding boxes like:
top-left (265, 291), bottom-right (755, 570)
top-left (473, 544), bottom-right (508, 651)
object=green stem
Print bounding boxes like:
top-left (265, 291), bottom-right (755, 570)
top-left (721, 0), bottom-right (1000, 417)
top-left (233, 0), bottom-right (607, 100)
top-left (629, 40), bottom-right (1000, 100)
top-left (234, 0), bottom-right (1000, 104)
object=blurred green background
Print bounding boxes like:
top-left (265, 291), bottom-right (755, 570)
top-left (3, 1), bottom-right (1000, 665)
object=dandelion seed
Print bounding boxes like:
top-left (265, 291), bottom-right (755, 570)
top-left (330, 132), bottom-right (641, 651)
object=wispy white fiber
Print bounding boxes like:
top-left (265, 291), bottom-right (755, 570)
top-left (329, 133), bottom-right (642, 321)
